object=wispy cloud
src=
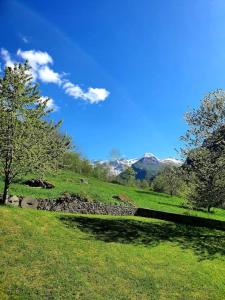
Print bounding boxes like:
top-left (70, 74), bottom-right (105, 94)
top-left (19, 33), bottom-right (29, 44)
top-left (0, 48), bottom-right (110, 104)
top-left (22, 36), bottom-right (29, 44)
top-left (39, 96), bottom-right (58, 111)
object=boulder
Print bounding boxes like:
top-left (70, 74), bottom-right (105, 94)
top-left (21, 197), bottom-right (38, 209)
top-left (7, 195), bottom-right (20, 207)
top-left (24, 179), bottom-right (54, 189)
top-left (79, 178), bottom-right (88, 184)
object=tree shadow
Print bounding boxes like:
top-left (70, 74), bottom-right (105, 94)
top-left (157, 202), bottom-right (216, 214)
top-left (59, 215), bottom-right (225, 261)
top-left (158, 201), bottom-right (185, 209)
top-left (135, 190), bottom-right (171, 198)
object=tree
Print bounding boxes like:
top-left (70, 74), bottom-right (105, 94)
top-left (181, 89), bottom-right (225, 211)
top-left (92, 163), bottom-right (111, 181)
top-left (119, 167), bottom-right (136, 185)
top-left (139, 179), bottom-right (150, 189)
top-left (62, 151), bottom-right (83, 173)
top-left (0, 62), bottom-right (70, 204)
top-left (152, 166), bottom-right (182, 196)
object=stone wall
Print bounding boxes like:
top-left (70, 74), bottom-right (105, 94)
top-left (135, 208), bottom-right (225, 231)
top-left (4, 194), bottom-right (225, 231)
top-left (37, 196), bottom-right (137, 216)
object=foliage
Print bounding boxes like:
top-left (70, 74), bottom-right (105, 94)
top-left (119, 166), bottom-right (136, 185)
top-left (181, 89), bottom-right (225, 211)
top-left (0, 62), bottom-right (70, 203)
top-left (136, 179), bottom-right (150, 189)
top-left (92, 163), bottom-right (112, 181)
top-left (62, 151), bottom-right (111, 181)
top-left (152, 166), bottom-right (184, 196)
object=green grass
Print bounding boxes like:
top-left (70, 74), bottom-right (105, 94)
top-left (1, 169), bottom-right (225, 221)
top-left (0, 206), bottom-right (224, 299)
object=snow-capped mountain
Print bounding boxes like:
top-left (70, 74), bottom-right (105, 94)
top-left (160, 158), bottom-right (182, 166)
top-left (93, 153), bottom-right (182, 177)
top-left (93, 158), bottom-right (139, 176)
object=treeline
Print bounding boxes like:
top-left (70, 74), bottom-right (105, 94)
top-left (116, 165), bottom-right (185, 197)
top-left (61, 152), bottom-right (112, 181)
top-left (60, 153), bottom-right (183, 194)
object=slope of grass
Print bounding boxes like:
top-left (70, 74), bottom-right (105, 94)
top-left (1, 170), bottom-right (225, 221)
top-left (0, 206), bottom-right (224, 299)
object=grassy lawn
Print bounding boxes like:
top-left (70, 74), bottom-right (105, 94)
top-left (0, 206), bottom-right (225, 299)
top-left (1, 170), bottom-right (225, 221)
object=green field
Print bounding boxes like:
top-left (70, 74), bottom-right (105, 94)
top-left (1, 170), bottom-right (225, 221)
top-left (0, 206), bottom-right (224, 299)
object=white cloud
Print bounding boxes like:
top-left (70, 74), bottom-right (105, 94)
top-left (0, 48), bottom-right (110, 104)
top-left (63, 81), bottom-right (109, 104)
top-left (39, 96), bottom-right (58, 112)
top-left (38, 66), bottom-right (61, 84)
top-left (1, 48), bottom-right (15, 68)
top-left (84, 87), bottom-right (110, 103)
top-left (17, 49), bottom-right (53, 68)
top-left (63, 81), bottom-right (84, 98)
top-left (17, 49), bottom-right (61, 84)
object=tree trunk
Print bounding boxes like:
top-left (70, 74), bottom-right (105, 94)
top-left (207, 205), bottom-right (211, 213)
top-left (1, 175), bottom-right (10, 205)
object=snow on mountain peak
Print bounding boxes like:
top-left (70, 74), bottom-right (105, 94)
top-left (160, 158), bottom-right (182, 165)
top-left (143, 152), bottom-right (157, 158)
top-left (93, 153), bottom-right (182, 176)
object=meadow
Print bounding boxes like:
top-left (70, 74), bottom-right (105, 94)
top-left (1, 170), bottom-right (225, 221)
top-left (0, 206), bottom-right (225, 299)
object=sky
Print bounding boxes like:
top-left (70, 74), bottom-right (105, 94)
top-left (1, 0), bottom-right (225, 160)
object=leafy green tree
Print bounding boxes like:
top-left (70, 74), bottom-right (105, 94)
top-left (139, 179), bottom-right (150, 189)
top-left (0, 62), bottom-right (70, 204)
top-left (152, 166), bottom-right (182, 196)
top-left (92, 163), bottom-right (111, 181)
top-left (181, 89), bottom-right (225, 211)
top-left (62, 152), bottom-right (84, 173)
top-left (80, 159), bottom-right (94, 175)
top-left (120, 167), bottom-right (136, 185)
top-left (62, 152), bottom-right (112, 181)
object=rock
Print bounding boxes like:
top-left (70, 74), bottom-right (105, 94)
top-left (80, 178), bottom-right (88, 184)
top-left (7, 195), bottom-right (20, 207)
top-left (24, 179), bottom-right (54, 189)
top-left (21, 197), bottom-right (38, 209)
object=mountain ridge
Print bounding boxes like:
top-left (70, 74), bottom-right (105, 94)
top-left (93, 153), bottom-right (182, 178)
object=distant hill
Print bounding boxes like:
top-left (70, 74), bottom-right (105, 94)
top-left (93, 153), bottom-right (182, 179)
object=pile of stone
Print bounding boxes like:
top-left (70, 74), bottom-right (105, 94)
top-left (24, 179), bottom-right (54, 189)
top-left (5, 194), bottom-right (137, 216)
top-left (37, 195), bottom-right (137, 216)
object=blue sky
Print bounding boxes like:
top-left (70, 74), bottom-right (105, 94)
top-left (1, 0), bottom-right (225, 160)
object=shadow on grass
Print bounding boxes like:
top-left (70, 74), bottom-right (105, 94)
top-left (59, 215), bottom-right (225, 261)
top-left (135, 190), bottom-right (171, 198)
top-left (158, 201), bottom-right (186, 209)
